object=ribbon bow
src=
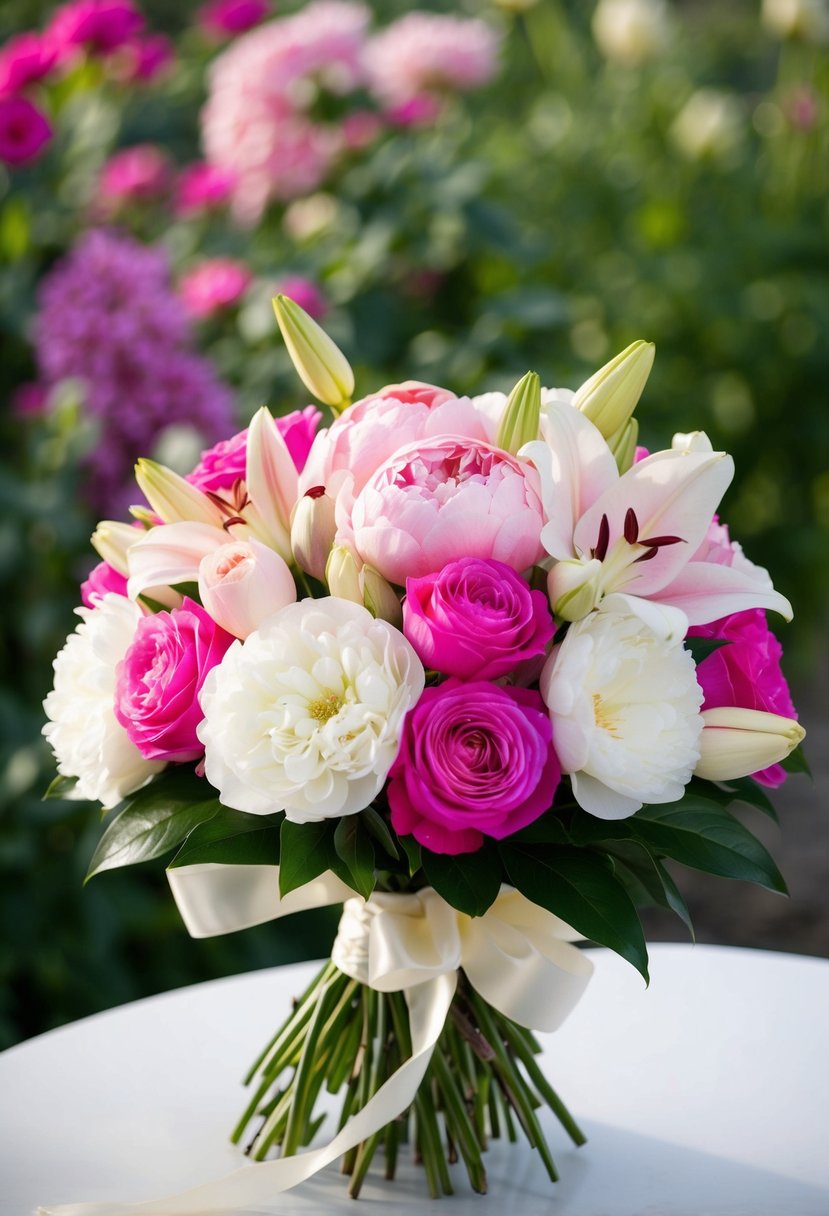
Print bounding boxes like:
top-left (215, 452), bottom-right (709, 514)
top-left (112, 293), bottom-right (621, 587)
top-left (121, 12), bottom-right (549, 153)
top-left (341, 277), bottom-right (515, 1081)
top-left (39, 866), bottom-right (592, 1216)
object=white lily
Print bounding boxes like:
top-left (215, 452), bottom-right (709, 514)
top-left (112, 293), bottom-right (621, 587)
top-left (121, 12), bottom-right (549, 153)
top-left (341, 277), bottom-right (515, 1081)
top-left (522, 402), bottom-right (792, 634)
top-left (91, 520), bottom-right (143, 575)
top-left (134, 459), bottom-right (226, 529)
top-left (243, 406), bottom-right (298, 563)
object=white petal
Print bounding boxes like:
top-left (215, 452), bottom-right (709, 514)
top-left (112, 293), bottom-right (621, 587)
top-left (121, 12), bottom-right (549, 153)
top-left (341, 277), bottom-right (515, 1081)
top-left (570, 772), bottom-right (643, 820)
top-left (652, 560), bottom-right (793, 625)
top-left (598, 593), bottom-right (689, 643)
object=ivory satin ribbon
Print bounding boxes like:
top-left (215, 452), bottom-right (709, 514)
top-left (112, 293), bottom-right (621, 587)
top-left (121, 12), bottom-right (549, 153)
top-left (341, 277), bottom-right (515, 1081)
top-left (39, 868), bottom-right (592, 1216)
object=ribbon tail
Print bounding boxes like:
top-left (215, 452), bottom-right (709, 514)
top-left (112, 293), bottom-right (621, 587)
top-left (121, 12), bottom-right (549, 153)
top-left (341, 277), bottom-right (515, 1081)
top-left (37, 973), bottom-right (456, 1216)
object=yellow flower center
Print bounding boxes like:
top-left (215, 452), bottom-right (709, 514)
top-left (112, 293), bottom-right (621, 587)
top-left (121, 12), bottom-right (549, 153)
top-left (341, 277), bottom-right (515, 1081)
top-left (307, 692), bottom-right (344, 723)
top-left (593, 692), bottom-right (621, 738)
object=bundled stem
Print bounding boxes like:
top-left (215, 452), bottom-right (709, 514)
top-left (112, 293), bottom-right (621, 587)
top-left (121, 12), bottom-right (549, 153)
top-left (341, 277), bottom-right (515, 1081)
top-left (235, 961), bottom-right (585, 1197)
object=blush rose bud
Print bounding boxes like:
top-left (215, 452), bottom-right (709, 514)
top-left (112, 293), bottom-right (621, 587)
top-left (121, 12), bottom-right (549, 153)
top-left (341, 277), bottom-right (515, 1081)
top-left (695, 707), bottom-right (806, 782)
top-left (291, 489), bottom-right (336, 580)
top-left (198, 539), bottom-right (296, 639)
top-left (496, 370), bottom-right (541, 455)
top-left (272, 294), bottom-right (354, 413)
top-left (547, 557), bottom-right (603, 622)
top-left (572, 339), bottom-right (655, 440)
top-left (135, 458), bottom-right (225, 528)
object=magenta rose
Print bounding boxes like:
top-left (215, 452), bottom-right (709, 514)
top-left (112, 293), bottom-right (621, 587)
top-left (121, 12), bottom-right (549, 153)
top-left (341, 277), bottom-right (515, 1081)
top-left (114, 598), bottom-right (234, 762)
top-left (691, 608), bottom-right (798, 788)
top-left (388, 680), bottom-right (560, 855)
top-left (81, 560), bottom-right (128, 608)
top-left (403, 557), bottom-right (553, 680)
top-left (187, 407), bottom-right (322, 492)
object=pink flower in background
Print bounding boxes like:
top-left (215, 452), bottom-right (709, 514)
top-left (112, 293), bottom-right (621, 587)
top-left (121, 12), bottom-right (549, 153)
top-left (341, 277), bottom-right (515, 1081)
top-left (343, 437), bottom-right (545, 587)
top-left (342, 109), bottom-right (382, 150)
top-left (365, 13), bottom-right (500, 110)
top-left (187, 406), bottom-right (322, 493)
top-left (199, 0), bottom-right (270, 39)
top-left (388, 95), bottom-right (441, 128)
top-left (11, 381), bottom-right (49, 416)
top-left (113, 33), bottom-right (174, 82)
top-left (174, 162), bottom-right (236, 216)
top-left (179, 258), bottom-right (252, 318)
top-left (273, 275), bottom-right (327, 320)
top-left (388, 680), bottom-right (560, 855)
top-left (785, 87), bottom-right (819, 132)
top-left (114, 598), bottom-right (234, 762)
top-left (81, 561), bottom-right (129, 608)
top-left (0, 33), bottom-right (57, 96)
top-left (691, 609), bottom-right (798, 787)
top-left (403, 558), bottom-right (554, 681)
top-left (47, 0), bottom-right (144, 60)
top-left (98, 144), bottom-right (171, 207)
top-left (0, 96), bottom-right (52, 166)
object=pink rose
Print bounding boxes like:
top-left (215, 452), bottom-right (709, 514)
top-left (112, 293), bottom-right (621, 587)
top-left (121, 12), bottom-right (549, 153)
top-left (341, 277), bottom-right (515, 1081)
top-left (173, 163), bottom-right (236, 216)
top-left (273, 275), bottom-right (328, 321)
top-left (114, 597), bottom-right (234, 762)
top-left (0, 33), bottom-right (57, 96)
top-left (186, 407), bottom-right (322, 493)
top-left (0, 96), bottom-right (52, 166)
top-left (98, 144), bottom-right (171, 206)
top-left (343, 436), bottom-right (545, 587)
top-left (179, 258), bottom-right (252, 318)
top-left (198, 538), bottom-right (296, 639)
top-left (692, 609), bottom-right (798, 788)
top-left (81, 560), bottom-right (128, 608)
top-left (388, 680), bottom-right (560, 855)
top-left (403, 557), bottom-right (553, 681)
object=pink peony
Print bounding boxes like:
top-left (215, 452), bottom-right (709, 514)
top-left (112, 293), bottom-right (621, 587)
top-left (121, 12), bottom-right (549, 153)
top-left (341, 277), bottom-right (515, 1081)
top-left (47, 0), bottom-right (144, 60)
top-left (187, 406), bottom-right (322, 493)
top-left (388, 680), bottom-right (560, 855)
top-left (692, 609), bottom-right (798, 788)
top-left (98, 144), bottom-right (171, 206)
top-left (81, 560), bottom-right (129, 608)
top-left (114, 597), bottom-right (234, 762)
top-left (273, 275), bottom-right (328, 320)
top-left (365, 13), bottom-right (500, 110)
top-left (0, 33), bottom-right (57, 96)
top-left (403, 558), bottom-right (554, 681)
top-left (179, 258), bottom-right (252, 318)
top-left (0, 96), bottom-right (52, 166)
top-left (199, 0), bottom-right (270, 39)
top-left (343, 436), bottom-right (545, 587)
top-left (173, 162), bottom-right (236, 216)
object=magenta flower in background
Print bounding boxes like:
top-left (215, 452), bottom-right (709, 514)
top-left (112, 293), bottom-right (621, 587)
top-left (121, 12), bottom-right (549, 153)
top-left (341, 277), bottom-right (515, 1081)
top-left (174, 162), bottom-right (236, 216)
top-left (34, 229), bottom-right (234, 515)
top-left (341, 109), bottom-right (383, 150)
top-left (0, 33), bottom-right (57, 96)
top-left (273, 275), bottom-right (328, 320)
top-left (81, 560), bottom-right (129, 608)
top-left (388, 679), bottom-right (560, 855)
top-left (114, 598), bottom-right (234, 762)
top-left (692, 609), bottom-right (798, 787)
top-left (0, 96), bottom-right (52, 166)
top-left (388, 95), bottom-right (442, 128)
top-left (98, 144), bottom-right (171, 208)
top-left (179, 258), bottom-right (252, 318)
top-left (199, 0), bottom-right (270, 39)
top-left (187, 406), bottom-right (322, 493)
top-left (11, 381), bottom-right (49, 416)
top-left (364, 13), bottom-right (500, 111)
top-left (113, 33), bottom-right (174, 82)
top-left (403, 558), bottom-right (554, 681)
top-left (47, 0), bottom-right (144, 60)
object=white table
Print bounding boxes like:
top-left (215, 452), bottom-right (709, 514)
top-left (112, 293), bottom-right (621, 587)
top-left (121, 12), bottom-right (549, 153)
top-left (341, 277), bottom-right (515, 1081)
top-left (2, 944), bottom-right (828, 1216)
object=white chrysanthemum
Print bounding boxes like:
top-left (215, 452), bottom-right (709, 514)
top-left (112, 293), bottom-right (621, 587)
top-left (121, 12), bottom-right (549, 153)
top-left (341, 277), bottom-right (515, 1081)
top-left (198, 597), bottom-right (425, 822)
top-left (42, 595), bottom-right (165, 808)
top-left (540, 609), bottom-right (703, 819)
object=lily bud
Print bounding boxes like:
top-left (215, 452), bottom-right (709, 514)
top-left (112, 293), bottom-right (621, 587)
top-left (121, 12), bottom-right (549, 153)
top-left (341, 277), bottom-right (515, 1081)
top-left (135, 458), bottom-right (224, 528)
top-left (326, 544), bottom-right (362, 604)
top-left (695, 707), bottom-right (806, 782)
top-left (496, 371), bottom-right (542, 455)
top-left (272, 294), bottom-right (354, 412)
top-left (362, 565), bottom-right (403, 627)
top-left (90, 520), bottom-right (142, 575)
top-left (548, 558), bottom-right (603, 622)
top-left (128, 506), bottom-right (158, 527)
top-left (291, 489), bottom-right (337, 580)
top-left (607, 416), bottom-right (639, 473)
top-left (199, 539), bottom-right (296, 640)
top-left (672, 429), bottom-right (714, 454)
top-left (573, 339), bottom-right (655, 440)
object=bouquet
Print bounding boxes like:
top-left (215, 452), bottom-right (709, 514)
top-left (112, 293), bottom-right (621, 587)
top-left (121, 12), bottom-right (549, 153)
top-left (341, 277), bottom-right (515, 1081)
top-left (41, 299), bottom-right (805, 1212)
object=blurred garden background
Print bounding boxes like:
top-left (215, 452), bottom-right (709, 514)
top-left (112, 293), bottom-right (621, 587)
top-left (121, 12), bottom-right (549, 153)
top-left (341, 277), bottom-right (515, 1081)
top-left (1, 0), bottom-right (826, 1050)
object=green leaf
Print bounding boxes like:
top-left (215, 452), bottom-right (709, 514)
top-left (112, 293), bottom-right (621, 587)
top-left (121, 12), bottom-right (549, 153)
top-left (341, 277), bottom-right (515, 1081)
top-left (511, 813), bottom-right (571, 846)
top-left (714, 776), bottom-right (778, 821)
top-left (361, 805), bottom-right (399, 861)
top-left (606, 841), bottom-right (694, 939)
top-left (333, 816), bottom-right (376, 901)
top-left (278, 820), bottom-right (334, 897)
top-left (398, 834), bottom-right (422, 877)
top-left (43, 774), bottom-right (80, 801)
top-left (781, 745), bottom-right (811, 777)
top-left (632, 797), bottom-right (787, 894)
top-left (500, 843), bottom-right (649, 981)
top-left (685, 637), bottom-right (731, 665)
top-left (169, 808), bottom-right (283, 868)
top-left (86, 788), bottom-right (220, 881)
top-left (421, 843), bottom-right (502, 918)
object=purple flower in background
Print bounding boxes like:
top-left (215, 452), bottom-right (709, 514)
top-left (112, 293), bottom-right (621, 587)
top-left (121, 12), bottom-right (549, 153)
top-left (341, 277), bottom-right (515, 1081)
top-left (0, 96), bottom-right (52, 166)
top-left (173, 162), bottom-right (236, 216)
top-left (34, 229), bottom-right (234, 516)
top-left (0, 33), bottom-right (57, 96)
top-left (273, 275), bottom-right (328, 320)
top-left (198, 0), bottom-right (270, 40)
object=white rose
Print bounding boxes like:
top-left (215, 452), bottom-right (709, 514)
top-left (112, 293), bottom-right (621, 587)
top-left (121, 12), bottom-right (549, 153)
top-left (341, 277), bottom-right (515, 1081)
top-left (540, 608), bottom-right (703, 819)
top-left (42, 595), bottom-right (165, 809)
top-left (198, 597), bottom-right (425, 822)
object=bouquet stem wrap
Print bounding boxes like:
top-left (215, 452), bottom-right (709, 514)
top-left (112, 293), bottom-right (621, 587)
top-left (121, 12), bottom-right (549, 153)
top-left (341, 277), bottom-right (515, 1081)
top-left (38, 868), bottom-right (592, 1216)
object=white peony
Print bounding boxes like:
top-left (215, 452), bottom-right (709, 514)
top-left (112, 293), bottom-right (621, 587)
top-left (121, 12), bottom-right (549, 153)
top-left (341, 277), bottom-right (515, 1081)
top-left (198, 597), bottom-right (425, 822)
top-left (42, 595), bottom-right (165, 809)
top-left (540, 608), bottom-right (703, 819)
